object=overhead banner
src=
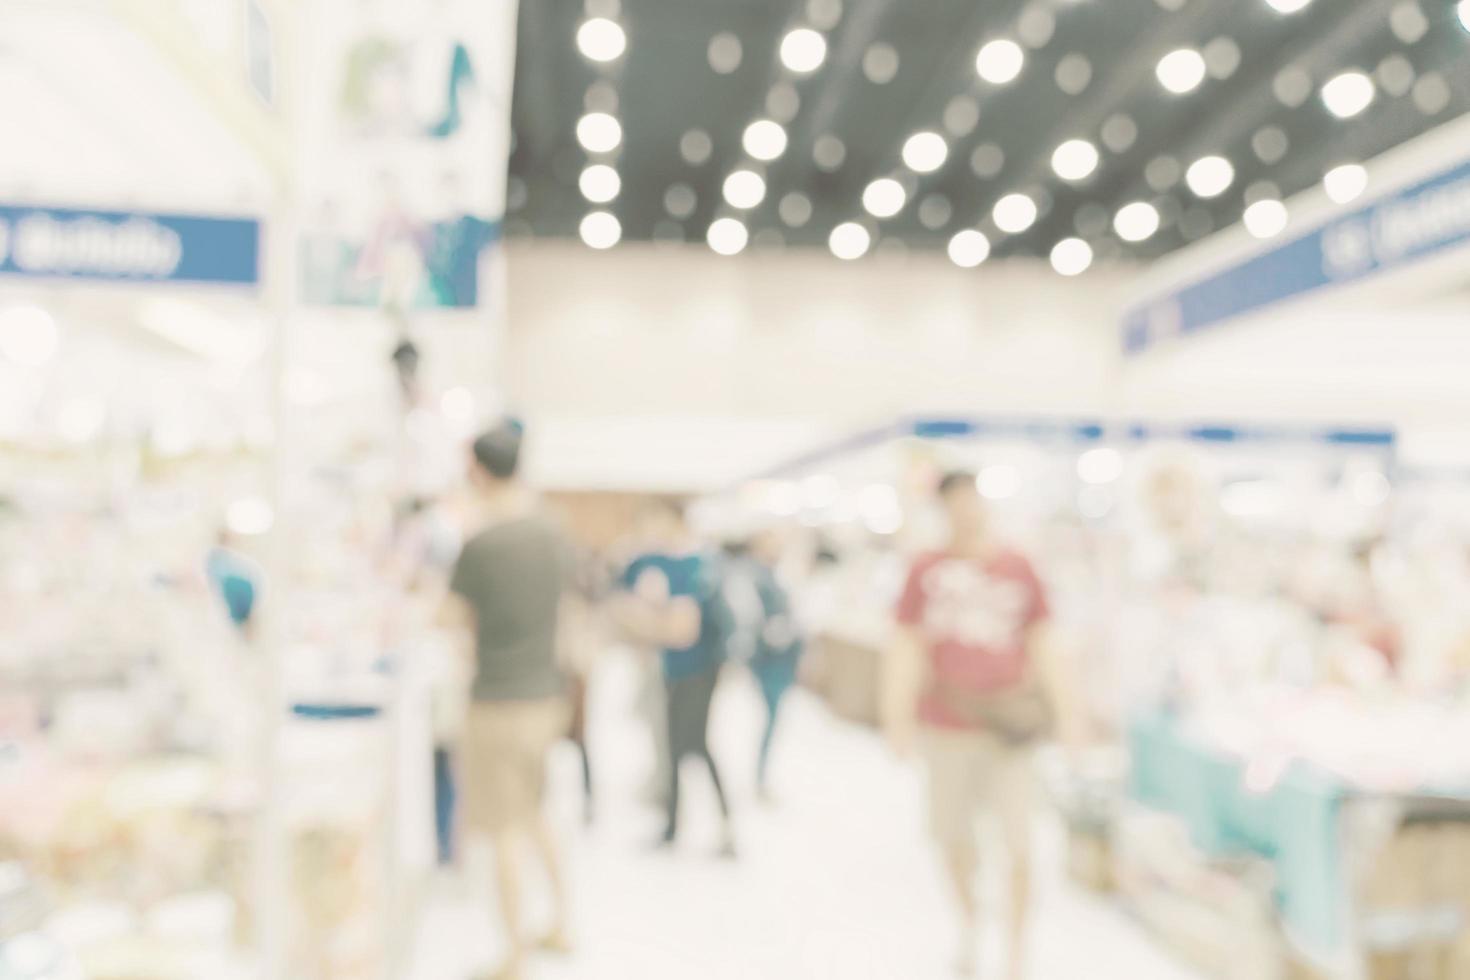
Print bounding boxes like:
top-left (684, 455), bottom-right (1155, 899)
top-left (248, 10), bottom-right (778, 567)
top-left (0, 204), bottom-right (261, 288)
top-left (299, 0), bottom-right (515, 311)
top-left (1123, 157), bottom-right (1470, 355)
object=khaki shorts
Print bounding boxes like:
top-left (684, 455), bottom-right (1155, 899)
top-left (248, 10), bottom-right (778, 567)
top-left (921, 726), bottom-right (1035, 858)
top-left (462, 698), bottom-right (569, 835)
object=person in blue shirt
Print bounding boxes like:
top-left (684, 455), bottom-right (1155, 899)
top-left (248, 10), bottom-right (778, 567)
top-left (614, 499), bottom-right (737, 856)
top-left (736, 528), bottom-right (805, 802)
top-left (205, 529), bottom-right (261, 640)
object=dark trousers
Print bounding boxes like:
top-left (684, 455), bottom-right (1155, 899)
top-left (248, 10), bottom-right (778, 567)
top-left (753, 658), bottom-right (798, 791)
top-left (663, 665), bottom-right (729, 840)
top-left (433, 745), bottom-right (455, 865)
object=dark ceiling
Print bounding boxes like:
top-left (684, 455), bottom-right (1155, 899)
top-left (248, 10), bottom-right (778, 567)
top-left (506, 0), bottom-right (1470, 264)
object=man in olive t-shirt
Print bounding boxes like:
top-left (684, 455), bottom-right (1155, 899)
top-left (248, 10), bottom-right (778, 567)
top-left (440, 420), bottom-right (573, 980)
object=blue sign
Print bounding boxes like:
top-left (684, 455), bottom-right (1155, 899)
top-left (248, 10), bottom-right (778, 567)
top-left (0, 204), bottom-right (261, 288)
top-left (1124, 157), bottom-right (1470, 354)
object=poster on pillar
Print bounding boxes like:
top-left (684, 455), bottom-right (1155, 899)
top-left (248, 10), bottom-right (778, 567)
top-left (298, 0), bottom-right (515, 311)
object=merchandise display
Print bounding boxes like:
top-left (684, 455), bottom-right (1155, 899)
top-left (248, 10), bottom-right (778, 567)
top-left (7, 2), bottom-right (1470, 979)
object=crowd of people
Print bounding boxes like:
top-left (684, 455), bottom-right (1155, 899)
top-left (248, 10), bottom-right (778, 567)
top-left (370, 410), bottom-right (1087, 980)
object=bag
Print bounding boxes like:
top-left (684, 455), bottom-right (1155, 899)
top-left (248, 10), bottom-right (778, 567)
top-left (933, 677), bottom-right (1054, 746)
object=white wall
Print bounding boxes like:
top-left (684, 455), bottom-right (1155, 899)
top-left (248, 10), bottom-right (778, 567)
top-left (504, 241), bottom-right (1129, 490)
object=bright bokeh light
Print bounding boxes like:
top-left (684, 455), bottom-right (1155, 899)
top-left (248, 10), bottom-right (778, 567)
top-left (707, 218), bottom-right (750, 256)
top-left (1322, 71), bottom-right (1376, 118)
top-left (56, 397), bottom-right (107, 444)
top-left (1051, 139), bottom-right (1100, 181)
top-left (1077, 447), bottom-right (1124, 484)
top-left (743, 119), bottom-right (788, 161)
top-left (862, 178), bottom-right (907, 218)
top-left (575, 112), bottom-right (622, 153)
top-left (708, 218), bottom-right (752, 257)
top-left (993, 193), bottom-right (1038, 234)
top-left (947, 230), bottom-right (991, 268)
top-left (978, 465), bottom-right (1020, 500)
top-left (0, 305), bottom-right (60, 367)
top-left (828, 222), bottom-right (871, 260)
top-left (902, 131), bottom-right (949, 173)
top-left (1460, 0), bottom-right (1470, 32)
top-left (579, 211), bottom-right (622, 249)
top-left (1244, 199), bottom-right (1289, 239)
top-left (1050, 237), bottom-right (1094, 276)
top-left (1114, 201), bottom-right (1161, 242)
top-left (226, 497), bottom-right (275, 536)
top-left (1186, 155), bottom-right (1235, 198)
top-left (1265, 0), bottom-right (1313, 11)
top-left (440, 387), bottom-right (476, 424)
top-left (780, 28), bottom-right (827, 73)
top-left (976, 39), bottom-right (1025, 85)
top-left (578, 164), bottom-right (621, 203)
top-left (723, 170), bottom-right (767, 209)
top-left (1323, 163), bottom-right (1368, 204)
top-left (1156, 48), bottom-right (1207, 94)
top-left (576, 18), bottom-right (627, 62)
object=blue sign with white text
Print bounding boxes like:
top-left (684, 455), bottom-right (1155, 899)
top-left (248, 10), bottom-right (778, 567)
top-left (0, 204), bottom-right (261, 288)
top-left (1124, 158), bottom-right (1470, 354)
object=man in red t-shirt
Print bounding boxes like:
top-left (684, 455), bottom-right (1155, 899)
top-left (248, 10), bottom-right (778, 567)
top-left (883, 471), bottom-right (1080, 979)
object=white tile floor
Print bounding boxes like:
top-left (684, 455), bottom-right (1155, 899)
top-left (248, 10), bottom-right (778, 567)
top-left (408, 653), bottom-right (1203, 980)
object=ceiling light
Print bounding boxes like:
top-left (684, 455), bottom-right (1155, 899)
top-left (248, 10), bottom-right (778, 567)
top-left (578, 164), bottom-right (620, 203)
top-left (919, 194), bottom-right (953, 230)
top-left (1264, 0), bottom-right (1312, 12)
top-left (1459, 0), bottom-right (1470, 32)
top-left (1413, 72), bottom-right (1452, 115)
top-left (1156, 48), bottom-right (1207, 94)
top-left (680, 129), bottom-right (712, 165)
top-left (863, 43), bottom-right (900, 84)
top-left (813, 135), bottom-right (846, 171)
top-left (1145, 156), bottom-right (1182, 191)
top-left (576, 112), bottom-right (621, 153)
top-left (767, 83), bottom-right (801, 122)
top-left (1186, 155), bottom-right (1235, 198)
top-left (1274, 66), bottom-right (1314, 108)
top-left (1051, 139), bottom-right (1099, 182)
top-left (707, 218), bottom-right (750, 256)
top-left (708, 32), bottom-right (742, 74)
top-left (1252, 126), bottom-right (1290, 164)
top-left (723, 170), bottom-right (766, 209)
top-left (947, 230), bottom-right (991, 268)
top-left (1101, 114), bottom-right (1138, 153)
top-left (664, 184), bottom-right (697, 218)
top-left (1243, 199), bottom-right (1288, 239)
top-left (1322, 71), bottom-right (1375, 119)
top-left (576, 18), bottom-right (626, 62)
top-left (1114, 202), bottom-right (1161, 242)
top-left (779, 192), bottom-right (813, 227)
top-left (1055, 53), bottom-right (1093, 95)
top-left (829, 222), bottom-right (871, 260)
top-left (862, 178), bottom-right (907, 219)
top-left (1324, 164), bottom-right (1368, 205)
top-left (943, 96), bottom-right (980, 136)
top-left (993, 193), bottom-right (1038, 234)
top-left (1203, 37), bottom-right (1242, 79)
top-left (1390, 1), bottom-right (1431, 44)
top-left (780, 28), bottom-right (827, 73)
top-left (579, 211), bottom-right (621, 249)
top-left (1050, 237), bottom-right (1093, 276)
top-left (0, 305), bottom-right (60, 367)
top-left (902, 131), bottom-right (949, 173)
top-left (970, 143), bottom-right (1005, 179)
top-left (743, 119), bottom-right (788, 161)
top-left (975, 39), bottom-right (1025, 85)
